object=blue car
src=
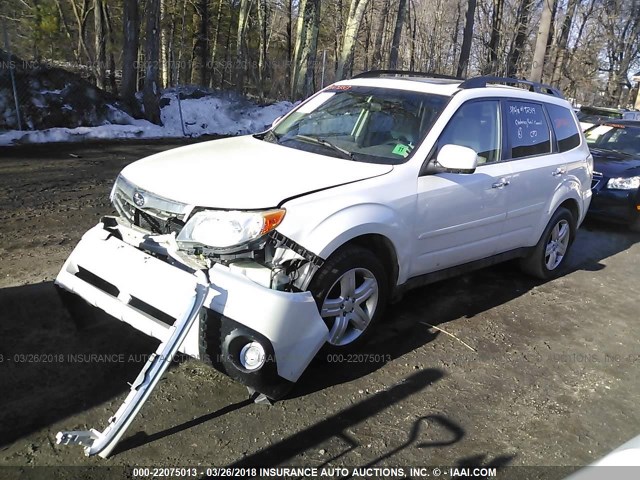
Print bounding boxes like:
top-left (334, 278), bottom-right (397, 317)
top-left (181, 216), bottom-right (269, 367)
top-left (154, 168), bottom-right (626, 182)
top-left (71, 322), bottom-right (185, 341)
top-left (585, 120), bottom-right (640, 231)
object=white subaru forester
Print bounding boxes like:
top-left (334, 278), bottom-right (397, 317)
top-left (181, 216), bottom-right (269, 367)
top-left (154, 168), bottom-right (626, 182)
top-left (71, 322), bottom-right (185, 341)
top-left (55, 72), bottom-right (591, 457)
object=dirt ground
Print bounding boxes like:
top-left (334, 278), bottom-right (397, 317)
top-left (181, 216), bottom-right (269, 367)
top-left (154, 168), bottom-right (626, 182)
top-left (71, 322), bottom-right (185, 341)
top-left (0, 140), bottom-right (639, 479)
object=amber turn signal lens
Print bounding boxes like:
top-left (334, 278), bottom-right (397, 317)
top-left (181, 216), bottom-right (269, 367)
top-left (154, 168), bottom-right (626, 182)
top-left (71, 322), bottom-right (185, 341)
top-left (260, 209), bottom-right (286, 235)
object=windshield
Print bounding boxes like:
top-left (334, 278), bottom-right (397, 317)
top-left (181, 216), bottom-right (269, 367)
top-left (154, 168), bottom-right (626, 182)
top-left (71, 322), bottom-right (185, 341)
top-left (585, 124), bottom-right (640, 156)
top-left (267, 86), bottom-right (448, 165)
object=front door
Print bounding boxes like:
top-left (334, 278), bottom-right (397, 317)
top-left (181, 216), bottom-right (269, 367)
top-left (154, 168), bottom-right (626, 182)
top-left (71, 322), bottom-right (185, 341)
top-left (411, 99), bottom-right (510, 276)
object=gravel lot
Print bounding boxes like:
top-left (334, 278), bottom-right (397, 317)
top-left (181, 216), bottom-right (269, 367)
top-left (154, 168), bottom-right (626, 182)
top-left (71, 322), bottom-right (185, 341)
top-left (0, 140), bottom-right (639, 478)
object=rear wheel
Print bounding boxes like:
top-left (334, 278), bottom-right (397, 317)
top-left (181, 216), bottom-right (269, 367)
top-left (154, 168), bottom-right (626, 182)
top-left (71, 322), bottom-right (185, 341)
top-left (520, 207), bottom-right (576, 280)
top-left (308, 245), bottom-right (389, 350)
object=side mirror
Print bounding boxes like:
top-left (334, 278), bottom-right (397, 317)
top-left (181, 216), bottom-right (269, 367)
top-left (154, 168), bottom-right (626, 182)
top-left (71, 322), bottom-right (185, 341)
top-left (435, 144), bottom-right (478, 174)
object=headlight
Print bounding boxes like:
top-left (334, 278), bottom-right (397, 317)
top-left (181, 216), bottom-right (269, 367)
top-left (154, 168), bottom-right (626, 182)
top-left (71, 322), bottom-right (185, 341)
top-left (177, 208), bottom-right (286, 250)
top-left (606, 176), bottom-right (640, 190)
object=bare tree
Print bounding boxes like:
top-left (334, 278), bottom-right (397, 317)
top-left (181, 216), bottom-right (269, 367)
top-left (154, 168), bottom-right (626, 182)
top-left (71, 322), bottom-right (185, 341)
top-left (143, 0), bottom-right (162, 124)
top-left (67, 0), bottom-right (93, 65)
top-left (122, 0), bottom-right (139, 106)
top-left (235, 0), bottom-right (250, 91)
top-left (336, 0), bottom-right (371, 79)
top-left (371, 0), bottom-right (390, 69)
top-left (257, 0), bottom-right (269, 97)
top-left (550, 0), bottom-right (579, 85)
top-left (291, 0), bottom-right (320, 99)
top-left (209, 0), bottom-right (225, 87)
top-left (506, 0), bottom-right (533, 77)
top-left (191, 0), bottom-right (209, 85)
top-left (530, 0), bottom-right (555, 83)
top-left (602, 0), bottom-right (640, 106)
top-left (482, 0), bottom-right (504, 75)
top-left (160, 0), bottom-right (169, 88)
top-left (93, 0), bottom-right (106, 88)
top-left (388, 0), bottom-right (408, 69)
top-left (456, 0), bottom-right (476, 78)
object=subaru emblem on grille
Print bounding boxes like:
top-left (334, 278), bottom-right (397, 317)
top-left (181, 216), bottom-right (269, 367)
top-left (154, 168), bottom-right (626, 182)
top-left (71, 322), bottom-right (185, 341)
top-left (133, 191), bottom-right (146, 207)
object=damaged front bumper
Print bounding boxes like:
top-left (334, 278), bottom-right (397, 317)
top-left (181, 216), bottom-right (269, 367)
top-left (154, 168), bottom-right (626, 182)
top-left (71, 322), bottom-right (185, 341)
top-left (54, 218), bottom-right (328, 457)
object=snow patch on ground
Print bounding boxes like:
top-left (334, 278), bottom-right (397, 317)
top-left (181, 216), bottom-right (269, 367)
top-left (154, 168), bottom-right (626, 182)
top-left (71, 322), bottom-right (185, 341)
top-left (0, 90), bottom-right (295, 146)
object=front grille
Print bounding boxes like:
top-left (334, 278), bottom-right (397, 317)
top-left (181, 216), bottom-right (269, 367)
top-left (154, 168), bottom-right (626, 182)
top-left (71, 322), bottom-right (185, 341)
top-left (135, 208), bottom-right (185, 235)
top-left (112, 183), bottom-right (187, 235)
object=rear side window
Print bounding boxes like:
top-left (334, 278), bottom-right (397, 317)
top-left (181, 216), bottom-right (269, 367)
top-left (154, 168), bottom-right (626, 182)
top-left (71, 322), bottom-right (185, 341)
top-left (505, 100), bottom-right (551, 159)
top-left (547, 103), bottom-right (581, 152)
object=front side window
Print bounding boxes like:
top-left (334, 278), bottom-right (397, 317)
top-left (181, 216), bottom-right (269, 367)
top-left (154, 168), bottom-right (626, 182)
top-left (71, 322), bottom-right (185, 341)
top-left (505, 100), bottom-right (551, 159)
top-left (267, 86), bottom-right (448, 165)
top-left (547, 103), bottom-right (581, 152)
top-left (435, 100), bottom-right (502, 164)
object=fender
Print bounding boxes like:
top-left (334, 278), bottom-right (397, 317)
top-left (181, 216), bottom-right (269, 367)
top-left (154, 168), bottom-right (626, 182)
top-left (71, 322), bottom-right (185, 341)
top-left (534, 177), bottom-right (588, 243)
top-left (277, 168), bottom-right (417, 285)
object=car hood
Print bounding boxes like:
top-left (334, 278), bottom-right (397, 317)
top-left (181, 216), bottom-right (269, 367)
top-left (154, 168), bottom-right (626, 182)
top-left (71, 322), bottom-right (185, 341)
top-left (120, 135), bottom-right (393, 209)
top-left (591, 148), bottom-right (640, 178)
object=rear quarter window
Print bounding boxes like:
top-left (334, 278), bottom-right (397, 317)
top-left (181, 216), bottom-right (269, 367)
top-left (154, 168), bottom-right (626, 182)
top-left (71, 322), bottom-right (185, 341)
top-left (546, 103), bottom-right (581, 152)
top-left (505, 100), bottom-right (552, 159)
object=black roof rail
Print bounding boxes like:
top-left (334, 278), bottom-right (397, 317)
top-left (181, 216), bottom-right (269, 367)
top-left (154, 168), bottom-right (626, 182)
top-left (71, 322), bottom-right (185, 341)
top-left (459, 76), bottom-right (564, 98)
top-left (352, 70), bottom-right (464, 81)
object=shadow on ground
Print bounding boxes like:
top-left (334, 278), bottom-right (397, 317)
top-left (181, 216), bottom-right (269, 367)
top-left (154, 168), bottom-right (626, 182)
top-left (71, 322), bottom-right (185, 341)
top-left (0, 220), bottom-right (637, 457)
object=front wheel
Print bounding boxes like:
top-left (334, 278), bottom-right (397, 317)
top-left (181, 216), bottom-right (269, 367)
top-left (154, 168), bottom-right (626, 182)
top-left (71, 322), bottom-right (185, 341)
top-left (520, 207), bottom-right (576, 280)
top-left (308, 246), bottom-right (389, 350)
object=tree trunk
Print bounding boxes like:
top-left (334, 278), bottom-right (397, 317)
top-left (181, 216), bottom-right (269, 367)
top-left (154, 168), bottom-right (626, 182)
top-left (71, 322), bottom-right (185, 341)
top-left (143, 0), bottom-right (162, 125)
top-left (409, 0), bottom-right (417, 71)
top-left (301, 0), bottom-right (320, 97)
top-left (291, 0), bottom-right (321, 99)
top-left (104, 2), bottom-right (117, 93)
top-left (160, 0), bottom-right (169, 88)
top-left (336, 0), bottom-right (371, 79)
top-left (209, 0), bottom-right (225, 88)
top-left (235, 0), bottom-right (250, 91)
top-left (122, 0), bottom-right (139, 105)
top-left (191, 0), bottom-right (209, 85)
top-left (450, 0), bottom-right (462, 75)
top-left (506, 0), bottom-right (533, 77)
top-left (483, 0), bottom-right (504, 75)
top-left (550, 0), bottom-right (578, 85)
top-left (388, 0), bottom-right (408, 70)
top-left (456, 0), bottom-right (476, 78)
top-left (258, 0), bottom-right (268, 97)
top-left (530, 0), bottom-right (555, 83)
top-left (93, 0), bottom-right (106, 88)
top-left (371, 0), bottom-right (390, 69)
top-left (291, 0), bottom-right (309, 97)
top-left (333, 0), bottom-right (343, 73)
top-left (285, 0), bottom-right (293, 89)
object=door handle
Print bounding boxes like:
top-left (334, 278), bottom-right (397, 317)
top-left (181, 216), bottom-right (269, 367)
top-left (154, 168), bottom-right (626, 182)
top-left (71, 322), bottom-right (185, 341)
top-left (492, 179), bottom-right (510, 188)
top-left (552, 167), bottom-right (567, 176)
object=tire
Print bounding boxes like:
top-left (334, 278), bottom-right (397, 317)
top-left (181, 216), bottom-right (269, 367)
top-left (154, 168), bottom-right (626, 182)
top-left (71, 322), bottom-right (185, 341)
top-left (308, 245), bottom-right (389, 351)
top-left (629, 214), bottom-right (640, 233)
top-left (520, 207), bottom-right (576, 280)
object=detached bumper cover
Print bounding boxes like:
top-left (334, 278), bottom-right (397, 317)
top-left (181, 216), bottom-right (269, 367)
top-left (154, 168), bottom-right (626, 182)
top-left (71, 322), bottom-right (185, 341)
top-left (55, 221), bottom-right (328, 457)
top-left (55, 221), bottom-right (328, 382)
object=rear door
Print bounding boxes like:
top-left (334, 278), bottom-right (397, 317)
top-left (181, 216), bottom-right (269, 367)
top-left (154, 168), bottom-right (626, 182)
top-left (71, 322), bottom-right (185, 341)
top-left (500, 99), bottom-right (564, 249)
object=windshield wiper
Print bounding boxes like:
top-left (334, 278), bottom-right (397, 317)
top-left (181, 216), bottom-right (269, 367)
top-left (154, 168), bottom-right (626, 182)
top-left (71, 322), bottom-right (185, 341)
top-left (258, 129), bottom-right (280, 144)
top-left (292, 134), bottom-right (355, 160)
